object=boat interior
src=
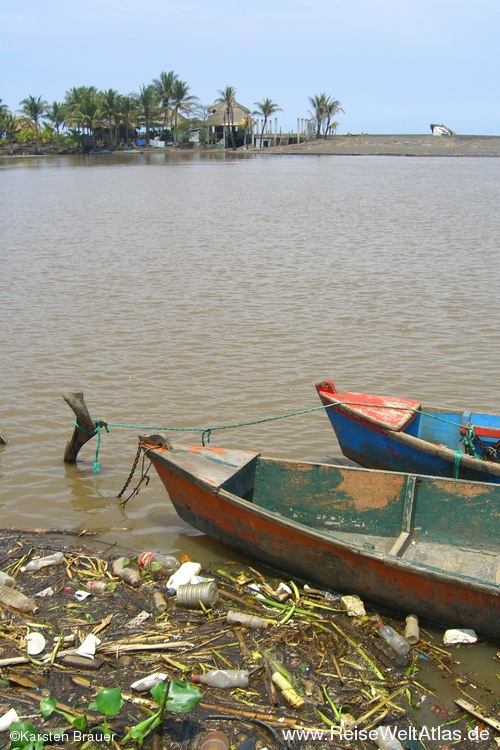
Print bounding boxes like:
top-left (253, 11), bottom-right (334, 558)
top-left (224, 457), bottom-right (500, 585)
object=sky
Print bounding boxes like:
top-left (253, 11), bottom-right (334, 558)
top-left (1, 0), bottom-right (499, 135)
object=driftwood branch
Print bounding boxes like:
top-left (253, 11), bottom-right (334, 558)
top-left (63, 391), bottom-right (104, 463)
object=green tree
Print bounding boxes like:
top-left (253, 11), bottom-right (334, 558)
top-left (240, 114), bottom-right (256, 149)
top-left (64, 86), bottom-right (99, 148)
top-left (18, 94), bottom-right (47, 147)
top-left (170, 79), bottom-right (197, 142)
top-left (216, 85), bottom-right (237, 149)
top-left (99, 88), bottom-right (121, 146)
top-left (1, 112), bottom-right (19, 153)
top-left (118, 95), bottom-right (137, 147)
top-left (308, 93), bottom-right (343, 138)
top-left (134, 84), bottom-right (158, 143)
top-left (44, 101), bottom-right (66, 134)
top-left (253, 97), bottom-right (282, 147)
top-left (153, 70), bottom-right (178, 134)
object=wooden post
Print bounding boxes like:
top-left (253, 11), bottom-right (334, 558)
top-left (63, 391), bottom-right (105, 463)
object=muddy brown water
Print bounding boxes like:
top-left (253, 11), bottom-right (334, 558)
top-left (0, 152), bottom-right (499, 743)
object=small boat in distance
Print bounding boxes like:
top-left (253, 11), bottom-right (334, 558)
top-left (315, 379), bottom-right (500, 484)
top-left (140, 437), bottom-right (500, 639)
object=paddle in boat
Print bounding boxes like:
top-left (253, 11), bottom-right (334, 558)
top-left (140, 435), bottom-right (499, 639)
top-left (315, 379), bottom-right (500, 484)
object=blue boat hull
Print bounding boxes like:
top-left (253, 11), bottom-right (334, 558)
top-left (316, 380), bottom-right (500, 484)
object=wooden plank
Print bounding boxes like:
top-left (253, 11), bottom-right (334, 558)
top-left (454, 698), bottom-right (500, 732)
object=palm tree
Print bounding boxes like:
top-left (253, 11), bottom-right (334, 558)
top-left (170, 80), bottom-right (197, 142)
top-left (64, 86), bottom-right (99, 147)
top-left (323, 97), bottom-right (344, 138)
top-left (1, 112), bottom-right (19, 153)
top-left (240, 114), bottom-right (256, 149)
top-left (153, 70), bottom-right (178, 135)
top-left (44, 101), bottom-right (66, 134)
top-left (134, 84), bottom-right (158, 143)
top-left (308, 93), bottom-right (343, 138)
top-left (99, 88), bottom-right (121, 147)
top-left (253, 98), bottom-right (282, 147)
top-left (216, 86), bottom-right (237, 149)
top-left (18, 94), bottom-right (47, 147)
top-left (118, 95), bottom-right (137, 147)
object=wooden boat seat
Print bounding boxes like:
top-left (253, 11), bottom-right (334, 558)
top-left (338, 391), bottom-right (421, 431)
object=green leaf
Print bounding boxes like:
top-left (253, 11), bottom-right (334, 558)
top-left (39, 696), bottom-right (57, 718)
top-left (91, 686), bottom-right (123, 717)
top-left (164, 679), bottom-right (203, 713)
top-left (9, 722), bottom-right (43, 749)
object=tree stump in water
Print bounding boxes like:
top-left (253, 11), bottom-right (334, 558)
top-left (63, 391), bottom-right (105, 463)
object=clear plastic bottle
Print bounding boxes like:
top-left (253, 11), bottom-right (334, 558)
top-left (0, 584), bottom-right (39, 614)
top-left (166, 561), bottom-right (201, 593)
top-left (377, 623), bottom-right (410, 656)
top-left (191, 669), bottom-right (250, 688)
top-left (20, 551), bottom-right (64, 573)
top-left (137, 552), bottom-right (180, 575)
top-left (175, 582), bottom-right (219, 608)
top-left (0, 570), bottom-right (16, 587)
top-left (112, 558), bottom-right (141, 587)
top-left (372, 725), bottom-right (405, 750)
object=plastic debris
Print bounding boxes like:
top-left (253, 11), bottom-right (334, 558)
top-left (0, 708), bottom-right (20, 732)
top-left (126, 610), bottom-right (151, 628)
top-left (0, 584), bottom-right (39, 614)
top-left (76, 633), bottom-right (101, 659)
top-left (443, 628), bottom-right (478, 645)
top-left (131, 672), bottom-right (169, 692)
top-left (20, 551), bottom-right (64, 573)
top-left (26, 631), bottom-right (46, 655)
top-left (340, 594), bottom-right (366, 617)
top-left (74, 590), bottom-right (92, 601)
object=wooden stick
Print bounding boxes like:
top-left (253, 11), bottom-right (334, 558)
top-left (63, 391), bottom-right (102, 463)
top-left (454, 699), bottom-right (500, 732)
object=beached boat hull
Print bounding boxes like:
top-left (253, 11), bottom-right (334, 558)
top-left (316, 379), bottom-right (500, 483)
top-left (141, 438), bottom-right (500, 640)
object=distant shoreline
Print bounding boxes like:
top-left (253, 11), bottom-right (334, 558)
top-left (2, 134), bottom-right (500, 158)
top-left (264, 134), bottom-right (500, 157)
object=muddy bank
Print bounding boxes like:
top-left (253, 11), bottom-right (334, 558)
top-left (264, 134), bottom-right (500, 157)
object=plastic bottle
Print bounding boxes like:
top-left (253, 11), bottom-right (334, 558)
top-left (226, 610), bottom-right (269, 629)
top-left (0, 584), bottom-right (39, 614)
top-left (0, 570), bottom-right (16, 587)
top-left (20, 551), bottom-right (64, 573)
top-left (152, 591), bottom-right (167, 613)
top-left (137, 552), bottom-right (180, 575)
top-left (112, 557), bottom-right (141, 587)
top-left (175, 582), bottom-right (219, 609)
top-left (372, 725), bottom-right (405, 750)
top-left (166, 561), bottom-right (201, 593)
top-left (377, 623), bottom-right (410, 656)
top-left (199, 731), bottom-right (230, 750)
top-left (405, 614), bottom-right (420, 645)
top-left (271, 671), bottom-right (306, 709)
top-left (191, 669), bottom-right (250, 688)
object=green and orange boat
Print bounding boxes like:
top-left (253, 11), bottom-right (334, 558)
top-left (140, 436), bottom-right (499, 640)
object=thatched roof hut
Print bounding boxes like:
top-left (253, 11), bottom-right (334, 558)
top-left (205, 101), bottom-right (251, 126)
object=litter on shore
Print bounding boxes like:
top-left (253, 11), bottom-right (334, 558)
top-left (0, 529), bottom-right (498, 750)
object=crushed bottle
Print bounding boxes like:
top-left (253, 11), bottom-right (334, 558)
top-left (191, 669), bottom-right (250, 688)
top-left (20, 551), bottom-right (64, 573)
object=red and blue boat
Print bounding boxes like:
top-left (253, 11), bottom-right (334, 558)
top-left (316, 379), bottom-right (500, 484)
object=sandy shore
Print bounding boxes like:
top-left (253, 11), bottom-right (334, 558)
top-left (265, 134), bottom-right (500, 157)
